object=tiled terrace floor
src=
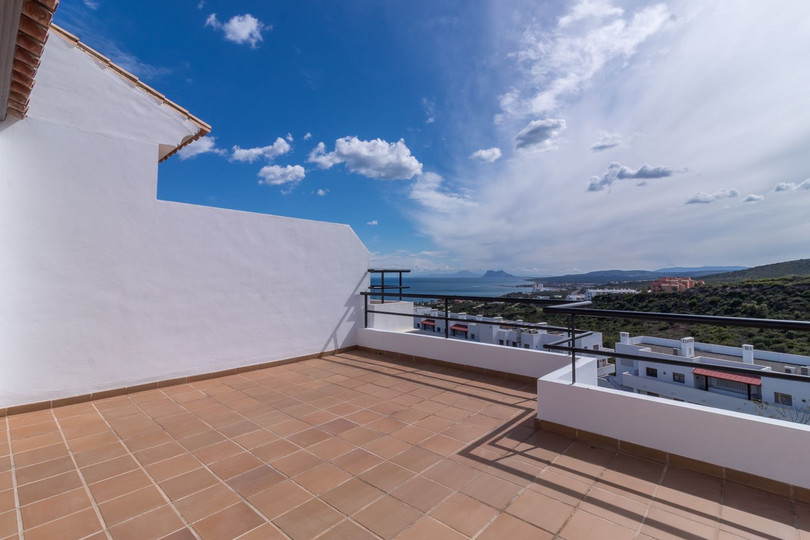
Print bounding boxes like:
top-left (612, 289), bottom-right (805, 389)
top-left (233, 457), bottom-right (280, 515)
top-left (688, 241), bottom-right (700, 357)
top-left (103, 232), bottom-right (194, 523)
top-left (1, 351), bottom-right (807, 540)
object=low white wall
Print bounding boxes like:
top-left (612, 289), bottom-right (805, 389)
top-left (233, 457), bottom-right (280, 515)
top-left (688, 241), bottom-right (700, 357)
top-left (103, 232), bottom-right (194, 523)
top-left (357, 328), bottom-right (578, 380)
top-left (368, 301), bottom-right (415, 332)
top-left (537, 365), bottom-right (810, 488)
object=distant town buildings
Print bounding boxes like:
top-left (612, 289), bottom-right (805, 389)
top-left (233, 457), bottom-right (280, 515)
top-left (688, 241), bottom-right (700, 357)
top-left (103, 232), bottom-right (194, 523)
top-left (584, 288), bottom-right (639, 301)
top-left (413, 307), bottom-right (603, 352)
top-left (651, 277), bottom-right (704, 292)
top-left (611, 333), bottom-right (810, 419)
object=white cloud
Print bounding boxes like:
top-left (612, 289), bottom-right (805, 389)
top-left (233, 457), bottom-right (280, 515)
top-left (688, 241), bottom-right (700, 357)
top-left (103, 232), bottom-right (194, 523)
top-left (231, 138), bottom-right (291, 163)
top-left (743, 194), bottom-right (764, 203)
top-left (558, 0), bottom-right (624, 28)
top-left (367, 220), bottom-right (378, 226)
top-left (258, 165), bottom-right (306, 186)
top-left (205, 13), bottom-right (267, 48)
top-left (422, 97), bottom-right (436, 124)
top-left (685, 188), bottom-right (739, 205)
top-left (590, 131), bottom-right (626, 152)
top-left (773, 179), bottom-right (810, 192)
top-left (588, 162), bottom-right (674, 192)
top-left (308, 136), bottom-right (422, 180)
top-left (303, 132), bottom-right (312, 141)
top-left (515, 118), bottom-right (566, 151)
top-left (470, 147), bottom-right (502, 162)
top-left (316, 188), bottom-right (328, 196)
top-left (409, 172), bottom-right (476, 213)
top-left (177, 136), bottom-right (227, 160)
top-left (500, 3), bottom-right (670, 117)
top-left (83, 0), bottom-right (99, 9)
top-left (286, 133), bottom-right (293, 142)
top-left (370, 249), bottom-right (453, 273)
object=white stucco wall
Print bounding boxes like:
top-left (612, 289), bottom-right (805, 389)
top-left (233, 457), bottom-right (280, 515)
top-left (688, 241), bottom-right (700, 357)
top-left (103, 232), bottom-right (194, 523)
top-left (0, 34), bottom-right (369, 407)
top-left (537, 364), bottom-right (810, 488)
top-left (357, 328), bottom-right (582, 380)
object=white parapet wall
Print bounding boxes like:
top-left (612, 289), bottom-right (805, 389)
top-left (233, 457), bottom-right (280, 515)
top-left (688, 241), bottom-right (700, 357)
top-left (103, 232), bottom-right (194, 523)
top-left (367, 301), bottom-right (416, 332)
top-left (537, 362), bottom-right (810, 488)
top-left (0, 34), bottom-right (370, 407)
top-left (357, 327), bottom-right (586, 380)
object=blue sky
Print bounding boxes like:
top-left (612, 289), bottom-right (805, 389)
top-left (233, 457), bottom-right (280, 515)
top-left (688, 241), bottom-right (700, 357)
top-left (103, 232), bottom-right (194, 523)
top-left (55, 1), bottom-right (810, 275)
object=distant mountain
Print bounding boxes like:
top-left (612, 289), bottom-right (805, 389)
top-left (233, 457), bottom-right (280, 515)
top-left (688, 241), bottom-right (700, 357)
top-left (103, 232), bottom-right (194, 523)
top-left (482, 270), bottom-right (515, 278)
top-left (412, 270), bottom-right (479, 278)
top-left (703, 259), bottom-right (810, 283)
top-left (655, 266), bottom-right (747, 276)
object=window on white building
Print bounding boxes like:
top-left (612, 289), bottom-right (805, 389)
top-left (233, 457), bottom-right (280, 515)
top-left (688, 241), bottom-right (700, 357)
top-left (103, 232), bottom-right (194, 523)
top-left (673, 373), bottom-right (685, 383)
top-left (646, 367), bottom-right (658, 378)
top-left (775, 392), bottom-right (793, 407)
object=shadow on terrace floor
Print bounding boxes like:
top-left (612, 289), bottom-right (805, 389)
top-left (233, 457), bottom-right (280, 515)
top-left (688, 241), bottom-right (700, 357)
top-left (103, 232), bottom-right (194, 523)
top-left (0, 349), bottom-right (806, 540)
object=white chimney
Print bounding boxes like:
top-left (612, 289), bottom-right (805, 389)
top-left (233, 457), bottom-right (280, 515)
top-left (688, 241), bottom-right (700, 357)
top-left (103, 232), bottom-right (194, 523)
top-left (619, 332), bottom-right (630, 344)
top-left (742, 344), bottom-right (754, 365)
top-left (681, 337), bottom-right (695, 358)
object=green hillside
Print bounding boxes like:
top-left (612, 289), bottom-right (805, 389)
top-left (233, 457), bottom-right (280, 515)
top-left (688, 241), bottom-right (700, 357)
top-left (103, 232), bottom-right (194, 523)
top-left (703, 259), bottom-right (810, 283)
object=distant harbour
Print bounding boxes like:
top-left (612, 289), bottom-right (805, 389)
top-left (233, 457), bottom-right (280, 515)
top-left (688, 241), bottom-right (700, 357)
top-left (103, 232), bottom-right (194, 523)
top-left (369, 276), bottom-right (534, 299)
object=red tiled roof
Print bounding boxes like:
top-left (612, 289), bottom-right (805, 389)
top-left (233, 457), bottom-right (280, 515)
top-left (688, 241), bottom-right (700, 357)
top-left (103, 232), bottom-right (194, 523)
top-left (693, 367), bottom-right (761, 386)
top-left (450, 324), bottom-right (468, 332)
top-left (421, 319), bottom-right (435, 326)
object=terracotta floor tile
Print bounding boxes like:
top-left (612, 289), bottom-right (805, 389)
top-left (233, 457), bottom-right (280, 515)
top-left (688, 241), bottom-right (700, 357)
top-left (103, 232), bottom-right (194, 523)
top-left (17, 470), bottom-right (83, 506)
top-left (13, 442), bottom-right (69, 468)
top-left (20, 486), bottom-right (91, 530)
top-left (87, 468), bottom-right (152, 503)
top-left (429, 492), bottom-right (499, 537)
top-left (479, 513), bottom-right (554, 540)
top-left (193, 440), bottom-right (243, 465)
top-left (23, 507), bottom-right (102, 540)
top-left (98, 485), bottom-right (166, 526)
top-left (273, 499), bottom-right (343, 540)
top-left (308, 437), bottom-right (355, 461)
top-left (320, 478), bottom-right (384, 515)
top-left (345, 409), bottom-right (384, 425)
top-left (159, 467), bottom-right (219, 501)
top-left (107, 505), bottom-right (185, 540)
top-left (579, 486), bottom-right (649, 531)
top-left (177, 430), bottom-right (226, 452)
top-left (642, 505), bottom-right (718, 540)
top-left (315, 519), bottom-right (378, 540)
top-left (559, 509), bottom-right (636, 540)
top-left (354, 496), bottom-right (422, 540)
top-left (67, 431), bottom-right (120, 454)
top-left (272, 450), bottom-right (324, 477)
top-left (232, 428), bottom-right (277, 450)
top-left (249, 480), bottom-right (312, 519)
top-left (363, 436), bottom-right (410, 460)
top-left (0, 489), bottom-right (14, 514)
top-left (15, 455), bottom-right (76, 486)
top-left (146, 453), bottom-right (201, 483)
top-left (80, 455), bottom-right (139, 484)
top-left (0, 508), bottom-right (18, 538)
top-left (252, 439), bottom-right (299, 462)
top-left (422, 459), bottom-right (477, 491)
top-left (506, 489), bottom-right (574, 534)
top-left (133, 442), bottom-right (186, 466)
top-left (73, 442), bottom-right (129, 469)
top-left (319, 418), bottom-right (360, 435)
top-left (460, 471), bottom-right (522, 510)
top-left (122, 430), bottom-right (174, 453)
top-left (391, 475), bottom-right (452, 512)
top-left (192, 502), bottom-right (265, 540)
top-left (530, 467), bottom-right (593, 507)
top-left (227, 465), bottom-right (285, 497)
top-left (420, 434), bottom-right (467, 457)
top-left (174, 483), bottom-right (241, 524)
top-left (359, 461), bottom-right (414, 493)
top-left (208, 451), bottom-right (263, 480)
top-left (391, 446), bottom-right (442, 473)
top-left (340, 426), bottom-right (383, 446)
top-left (294, 463), bottom-right (352, 495)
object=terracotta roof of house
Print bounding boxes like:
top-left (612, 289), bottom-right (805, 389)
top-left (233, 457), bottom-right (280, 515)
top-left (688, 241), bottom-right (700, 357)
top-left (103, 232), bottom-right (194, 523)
top-left (692, 367), bottom-right (762, 386)
top-left (5, 0), bottom-right (58, 119)
top-left (4, 0), bottom-right (210, 161)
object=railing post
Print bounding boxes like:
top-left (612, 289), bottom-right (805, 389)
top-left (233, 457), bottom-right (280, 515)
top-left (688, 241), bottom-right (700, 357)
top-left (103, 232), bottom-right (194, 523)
top-left (364, 293), bottom-right (368, 328)
top-left (444, 298), bottom-right (449, 339)
top-left (569, 314), bottom-right (576, 384)
top-left (398, 271), bottom-right (403, 302)
top-left (381, 272), bottom-right (385, 304)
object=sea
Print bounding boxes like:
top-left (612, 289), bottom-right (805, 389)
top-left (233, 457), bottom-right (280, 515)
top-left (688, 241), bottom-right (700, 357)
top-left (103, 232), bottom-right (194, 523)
top-left (369, 276), bottom-right (535, 299)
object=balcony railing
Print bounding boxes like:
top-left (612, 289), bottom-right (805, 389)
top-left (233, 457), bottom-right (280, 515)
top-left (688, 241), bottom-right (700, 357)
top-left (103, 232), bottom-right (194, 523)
top-left (361, 277), bottom-right (810, 388)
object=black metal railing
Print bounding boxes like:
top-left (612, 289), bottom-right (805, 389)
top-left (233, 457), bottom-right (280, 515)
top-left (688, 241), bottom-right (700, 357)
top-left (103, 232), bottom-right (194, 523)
top-left (367, 268), bottom-right (410, 303)
top-left (360, 284), bottom-right (810, 387)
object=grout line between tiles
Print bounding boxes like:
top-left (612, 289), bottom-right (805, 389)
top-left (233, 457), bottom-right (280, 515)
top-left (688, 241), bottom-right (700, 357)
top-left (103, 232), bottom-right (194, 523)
top-left (49, 407), bottom-right (111, 540)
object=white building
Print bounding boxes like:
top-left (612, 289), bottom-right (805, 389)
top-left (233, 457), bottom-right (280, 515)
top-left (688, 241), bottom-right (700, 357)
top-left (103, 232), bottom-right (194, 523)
top-left (613, 333), bottom-right (810, 420)
top-left (412, 307), bottom-right (604, 352)
top-left (585, 288), bottom-right (639, 301)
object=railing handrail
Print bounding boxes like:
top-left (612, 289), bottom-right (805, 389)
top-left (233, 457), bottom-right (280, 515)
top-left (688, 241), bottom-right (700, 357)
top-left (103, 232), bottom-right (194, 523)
top-left (361, 290), bottom-right (575, 305)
